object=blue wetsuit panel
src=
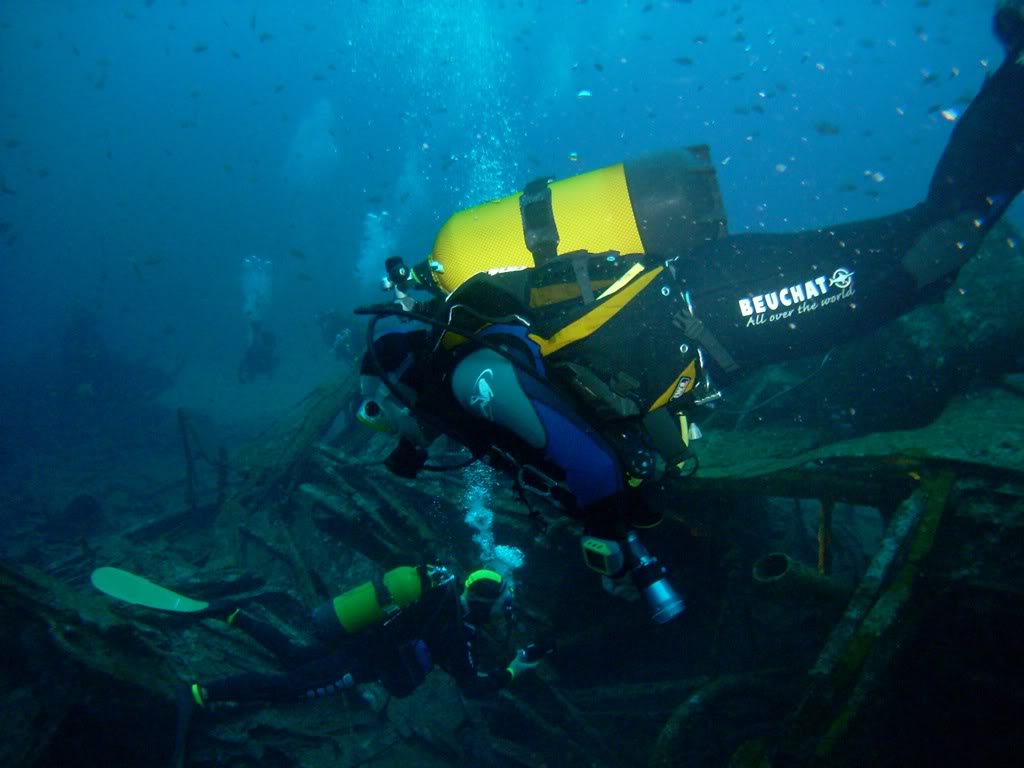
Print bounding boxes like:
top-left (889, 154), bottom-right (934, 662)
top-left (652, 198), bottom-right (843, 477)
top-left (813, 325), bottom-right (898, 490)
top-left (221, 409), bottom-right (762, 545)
top-left (530, 399), bottom-right (623, 507)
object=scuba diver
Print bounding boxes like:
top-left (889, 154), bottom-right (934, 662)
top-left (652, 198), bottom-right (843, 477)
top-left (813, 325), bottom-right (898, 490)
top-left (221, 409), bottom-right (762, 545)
top-left (171, 564), bottom-right (546, 767)
top-left (354, 3), bottom-right (1024, 626)
top-left (237, 320), bottom-right (280, 382)
top-left (315, 308), bottom-right (357, 361)
top-left (238, 253), bottom-right (279, 382)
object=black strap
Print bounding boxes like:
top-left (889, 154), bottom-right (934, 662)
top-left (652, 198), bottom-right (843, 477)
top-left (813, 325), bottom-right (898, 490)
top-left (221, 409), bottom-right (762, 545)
top-left (570, 252), bottom-right (595, 305)
top-left (642, 408), bottom-right (690, 467)
top-left (672, 308), bottom-right (740, 374)
top-left (520, 177), bottom-right (560, 265)
top-left (371, 573), bottom-right (398, 617)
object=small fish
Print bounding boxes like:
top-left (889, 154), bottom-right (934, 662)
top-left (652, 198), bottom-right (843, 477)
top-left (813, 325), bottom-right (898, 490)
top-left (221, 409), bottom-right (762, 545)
top-left (673, 57), bottom-right (694, 66)
top-left (287, 247), bottom-right (306, 260)
top-left (193, 41), bottom-right (208, 53)
top-left (296, 272), bottom-right (313, 282)
top-left (259, 31), bottom-right (274, 43)
top-left (815, 121), bottom-right (841, 136)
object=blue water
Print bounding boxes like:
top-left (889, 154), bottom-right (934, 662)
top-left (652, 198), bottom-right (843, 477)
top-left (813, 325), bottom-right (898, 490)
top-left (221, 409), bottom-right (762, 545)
top-left (0, 0), bottom-right (1014, 429)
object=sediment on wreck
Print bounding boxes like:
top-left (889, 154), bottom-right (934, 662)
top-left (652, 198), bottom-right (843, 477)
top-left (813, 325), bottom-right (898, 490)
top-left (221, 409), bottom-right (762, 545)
top-left (3, 225), bottom-right (1023, 767)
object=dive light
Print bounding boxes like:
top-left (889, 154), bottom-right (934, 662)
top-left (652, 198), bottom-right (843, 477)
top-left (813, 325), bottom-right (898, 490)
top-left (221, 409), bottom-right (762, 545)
top-left (625, 530), bottom-right (685, 624)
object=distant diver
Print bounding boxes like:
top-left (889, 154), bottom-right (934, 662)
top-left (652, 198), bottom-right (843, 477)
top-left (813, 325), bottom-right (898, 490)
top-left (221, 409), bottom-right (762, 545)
top-left (238, 254), bottom-right (280, 382)
top-left (352, 3), bottom-right (1024, 624)
top-left (237, 320), bottom-right (279, 382)
top-left (315, 307), bottom-right (357, 361)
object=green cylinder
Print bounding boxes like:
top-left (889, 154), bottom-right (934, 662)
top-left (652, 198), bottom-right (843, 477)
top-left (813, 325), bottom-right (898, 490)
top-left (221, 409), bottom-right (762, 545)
top-left (331, 566), bottom-right (424, 635)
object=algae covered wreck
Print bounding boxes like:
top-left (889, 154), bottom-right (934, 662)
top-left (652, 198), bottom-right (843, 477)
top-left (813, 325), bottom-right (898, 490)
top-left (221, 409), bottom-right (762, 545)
top-left (2, 221), bottom-right (1023, 768)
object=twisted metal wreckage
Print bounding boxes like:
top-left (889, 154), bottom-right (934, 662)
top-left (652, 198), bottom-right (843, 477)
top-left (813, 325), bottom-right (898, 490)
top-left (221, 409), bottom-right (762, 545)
top-left (3, 225), bottom-right (1024, 768)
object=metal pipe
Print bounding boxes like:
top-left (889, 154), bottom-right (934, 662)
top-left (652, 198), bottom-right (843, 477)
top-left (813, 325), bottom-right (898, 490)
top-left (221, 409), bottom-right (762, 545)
top-left (752, 552), bottom-right (849, 604)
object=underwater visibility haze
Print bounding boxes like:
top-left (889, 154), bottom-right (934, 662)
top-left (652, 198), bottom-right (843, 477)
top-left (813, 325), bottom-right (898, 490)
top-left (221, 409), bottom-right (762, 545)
top-left (1, 1), bottom-right (1023, 767)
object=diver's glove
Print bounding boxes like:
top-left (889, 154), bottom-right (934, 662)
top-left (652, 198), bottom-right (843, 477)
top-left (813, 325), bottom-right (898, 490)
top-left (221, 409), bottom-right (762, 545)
top-left (506, 644), bottom-right (551, 680)
top-left (385, 438), bottom-right (429, 479)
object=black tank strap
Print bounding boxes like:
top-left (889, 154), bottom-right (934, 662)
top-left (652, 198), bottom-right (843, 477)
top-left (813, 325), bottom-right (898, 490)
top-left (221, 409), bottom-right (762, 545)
top-left (520, 177), bottom-right (560, 265)
top-left (371, 573), bottom-right (398, 617)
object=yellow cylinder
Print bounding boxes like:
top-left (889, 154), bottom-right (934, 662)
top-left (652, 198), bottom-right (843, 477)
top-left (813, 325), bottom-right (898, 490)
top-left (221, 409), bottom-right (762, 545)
top-left (429, 163), bottom-right (644, 296)
top-left (425, 145), bottom-right (726, 297)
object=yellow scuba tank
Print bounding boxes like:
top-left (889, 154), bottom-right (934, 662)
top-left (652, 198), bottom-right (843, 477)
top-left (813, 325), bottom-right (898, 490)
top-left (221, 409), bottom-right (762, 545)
top-left (327, 565), bottom-right (425, 635)
top-left (423, 145), bottom-right (727, 297)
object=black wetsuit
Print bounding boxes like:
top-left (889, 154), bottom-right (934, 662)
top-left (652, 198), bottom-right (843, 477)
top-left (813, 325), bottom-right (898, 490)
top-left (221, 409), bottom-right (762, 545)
top-left (200, 579), bottom-right (510, 705)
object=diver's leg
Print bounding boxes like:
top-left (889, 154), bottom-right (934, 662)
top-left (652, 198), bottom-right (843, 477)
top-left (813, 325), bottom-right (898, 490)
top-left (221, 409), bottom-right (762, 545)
top-left (689, 8), bottom-right (1024, 373)
top-left (193, 650), bottom-right (363, 705)
top-left (928, 2), bottom-right (1024, 221)
top-left (688, 207), bottom-right (933, 370)
top-left (229, 611), bottom-right (321, 662)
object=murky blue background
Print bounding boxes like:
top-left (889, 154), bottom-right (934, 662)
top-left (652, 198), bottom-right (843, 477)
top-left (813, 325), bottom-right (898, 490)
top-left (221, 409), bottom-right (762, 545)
top-left (0, 0), bottom-right (1013, 429)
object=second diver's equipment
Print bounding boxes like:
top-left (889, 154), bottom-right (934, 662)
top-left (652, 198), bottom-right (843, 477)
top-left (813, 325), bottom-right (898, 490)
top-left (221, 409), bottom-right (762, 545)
top-left (316, 565), bottom-right (432, 637)
top-left (91, 567), bottom-right (210, 613)
top-left (462, 568), bottom-right (513, 619)
top-left (625, 531), bottom-right (686, 624)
